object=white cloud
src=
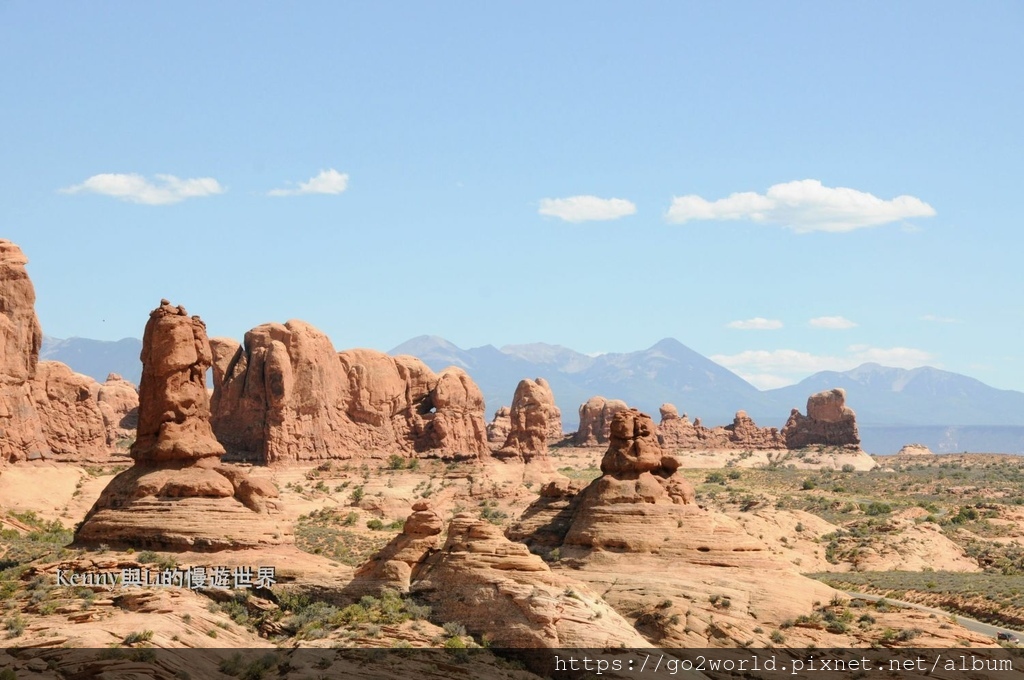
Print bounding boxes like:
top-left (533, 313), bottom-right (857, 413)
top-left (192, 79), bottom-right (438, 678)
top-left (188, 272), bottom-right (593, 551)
top-left (268, 169), bottom-right (349, 197)
top-left (726, 317), bottom-right (783, 330)
top-left (809, 315), bottom-right (858, 330)
top-left (538, 195), bottom-right (636, 223)
top-left (61, 173), bottom-right (224, 205)
top-left (666, 179), bottom-right (936, 233)
top-left (711, 345), bottom-right (937, 390)
top-left (920, 314), bottom-right (960, 323)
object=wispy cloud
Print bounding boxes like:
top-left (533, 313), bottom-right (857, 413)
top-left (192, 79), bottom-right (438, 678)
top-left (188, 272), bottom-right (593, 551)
top-left (538, 195), bottom-right (636, 223)
top-left (726, 317), bottom-right (783, 330)
top-left (920, 314), bottom-right (961, 323)
top-left (269, 169), bottom-right (349, 197)
top-left (711, 345), bottom-right (936, 389)
top-left (61, 173), bottom-right (225, 205)
top-left (666, 179), bottom-right (935, 233)
top-left (809, 315), bottom-right (858, 330)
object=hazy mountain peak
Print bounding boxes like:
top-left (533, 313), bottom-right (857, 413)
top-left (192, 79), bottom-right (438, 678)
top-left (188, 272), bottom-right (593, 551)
top-left (389, 334), bottom-right (460, 354)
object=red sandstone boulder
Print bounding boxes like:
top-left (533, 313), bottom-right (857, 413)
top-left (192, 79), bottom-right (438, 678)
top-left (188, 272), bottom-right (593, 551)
top-left (782, 388), bottom-right (860, 449)
top-left (657, 403), bottom-right (784, 450)
top-left (0, 240), bottom-right (48, 463)
top-left (97, 373), bottom-right (139, 447)
top-left (29, 362), bottom-right (109, 461)
top-left (486, 406), bottom-right (511, 443)
top-left (76, 301), bottom-right (287, 551)
top-left (573, 396), bottom-right (628, 446)
top-left (500, 378), bottom-right (562, 459)
top-left (211, 322), bottom-right (489, 463)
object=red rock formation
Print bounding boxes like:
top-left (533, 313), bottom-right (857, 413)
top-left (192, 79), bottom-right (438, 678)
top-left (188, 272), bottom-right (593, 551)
top-left (782, 388), bottom-right (860, 449)
top-left (350, 501), bottom-right (443, 594)
top-left (76, 301), bottom-right (287, 550)
top-left (210, 321), bottom-right (489, 463)
top-left (0, 240), bottom-right (48, 463)
top-left (0, 241), bottom-right (138, 463)
top-left (30, 362), bottom-right (109, 461)
top-left (96, 373), bottom-right (139, 447)
top-left (509, 407), bottom-right (838, 646)
top-left (572, 396), bottom-right (628, 446)
top-left (499, 378), bottom-right (562, 459)
top-left (410, 513), bottom-right (652, 649)
top-left (485, 406), bottom-right (511, 443)
top-left (657, 403), bottom-right (784, 450)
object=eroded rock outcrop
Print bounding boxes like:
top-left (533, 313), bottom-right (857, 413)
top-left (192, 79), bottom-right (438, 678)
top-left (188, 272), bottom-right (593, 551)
top-left (0, 241), bottom-right (139, 464)
top-left (485, 406), bottom-right (511, 443)
top-left (410, 513), bottom-right (651, 649)
top-left (572, 396), bottom-right (628, 446)
top-left (509, 408), bottom-right (837, 646)
top-left (658, 404), bottom-right (783, 450)
top-left (349, 501), bottom-right (443, 595)
top-left (76, 301), bottom-right (287, 550)
top-left (782, 388), bottom-right (860, 449)
top-left (499, 378), bottom-right (562, 459)
top-left (0, 240), bottom-right (48, 463)
top-left (97, 373), bottom-right (139, 447)
top-left (210, 322), bottom-right (489, 463)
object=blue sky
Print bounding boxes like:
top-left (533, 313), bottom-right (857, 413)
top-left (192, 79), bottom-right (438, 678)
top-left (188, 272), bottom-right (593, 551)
top-left (2, 2), bottom-right (1021, 391)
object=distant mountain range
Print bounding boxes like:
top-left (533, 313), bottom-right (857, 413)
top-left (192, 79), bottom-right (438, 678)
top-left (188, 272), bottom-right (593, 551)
top-left (41, 336), bottom-right (143, 385)
top-left (39, 334), bottom-right (1024, 455)
top-left (390, 336), bottom-right (1024, 455)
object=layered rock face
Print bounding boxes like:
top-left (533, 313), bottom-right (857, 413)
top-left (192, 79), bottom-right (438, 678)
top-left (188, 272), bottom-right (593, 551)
top-left (509, 408), bottom-right (836, 646)
top-left (349, 501), bottom-right (443, 595)
top-left (499, 378), bottom-right (562, 458)
top-left (1, 240), bottom-right (136, 464)
top-left (782, 388), bottom-right (860, 449)
top-left (96, 374), bottom-right (139, 446)
top-left (410, 513), bottom-right (651, 649)
top-left (210, 321), bottom-right (489, 463)
top-left (572, 396), bottom-right (628, 446)
top-left (658, 404), bottom-right (783, 450)
top-left (0, 240), bottom-right (48, 463)
top-left (485, 406), bottom-right (511, 443)
top-left (76, 301), bottom-right (286, 550)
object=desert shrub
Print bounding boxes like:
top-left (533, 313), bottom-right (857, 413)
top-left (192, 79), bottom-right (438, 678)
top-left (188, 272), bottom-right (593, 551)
top-left (123, 630), bottom-right (154, 644)
top-left (443, 621), bottom-right (467, 637)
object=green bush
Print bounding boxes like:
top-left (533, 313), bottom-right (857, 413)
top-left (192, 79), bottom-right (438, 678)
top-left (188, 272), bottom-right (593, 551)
top-left (123, 630), bottom-right (154, 645)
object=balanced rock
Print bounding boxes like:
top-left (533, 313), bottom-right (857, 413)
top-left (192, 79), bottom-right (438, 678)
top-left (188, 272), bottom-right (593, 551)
top-left (210, 321), bottom-right (489, 463)
top-left (499, 378), bottom-right (562, 459)
top-left (782, 388), bottom-right (860, 449)
top-left (485, 406), bottom-right (511, 443)
top-left (76, 301), bottom-right (286, 550)
top-left (573, 396), bottom-right (628, 446)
